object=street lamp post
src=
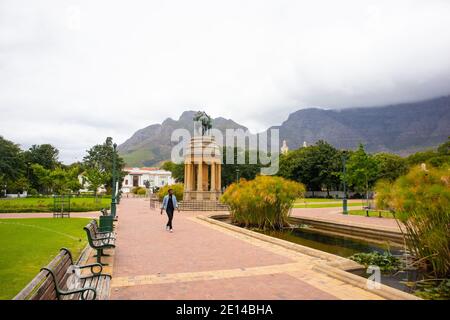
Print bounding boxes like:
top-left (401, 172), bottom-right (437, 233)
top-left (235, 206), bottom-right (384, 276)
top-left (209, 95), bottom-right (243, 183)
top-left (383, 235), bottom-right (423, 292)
top-left (236, 168), bottom-right (240, 183)
top-left (342, 152), bottom-right (348, 215)
top-left (111, 143), bottom-right (117, 219)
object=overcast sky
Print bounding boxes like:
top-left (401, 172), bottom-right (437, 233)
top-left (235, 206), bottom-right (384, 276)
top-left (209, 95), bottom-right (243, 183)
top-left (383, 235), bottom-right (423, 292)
top-left (1, 0), bottom-right (450, 163)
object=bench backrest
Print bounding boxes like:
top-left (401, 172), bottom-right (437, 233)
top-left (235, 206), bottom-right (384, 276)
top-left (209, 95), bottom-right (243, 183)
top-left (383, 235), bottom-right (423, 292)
top-left (14, 248), bottom-right (74, 300)
top-left (84, 221), bottom-right (98, 246)
top-left (92, 219), bottom-right (101, 234)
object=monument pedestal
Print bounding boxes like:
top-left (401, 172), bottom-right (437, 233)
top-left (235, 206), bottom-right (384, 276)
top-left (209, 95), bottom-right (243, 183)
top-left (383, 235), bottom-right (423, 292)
top-left (181, 135), bottom-right (227, 211)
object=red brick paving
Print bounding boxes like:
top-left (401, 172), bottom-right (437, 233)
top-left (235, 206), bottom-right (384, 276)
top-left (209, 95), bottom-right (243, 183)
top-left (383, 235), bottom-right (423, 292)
top-left (110, 198), bottom-right (340, 300)
top-left (111, 273), bottom-right (335, 300)
top-left (290, 208), bottom-right (401, 231)
top-left (111, 199), bottom-right (292, 278)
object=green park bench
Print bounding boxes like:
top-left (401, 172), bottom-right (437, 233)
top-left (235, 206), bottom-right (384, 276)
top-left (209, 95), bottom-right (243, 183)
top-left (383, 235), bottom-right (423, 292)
top-left (13, 248), bottom-right (111, 300)
top-left (53, 195), bottom-right (71, 218)
top-left (84, 220), bottom-right (116, 265)
top-left (92, 219), bottom-right (116, 240)
top-left (362, 205), bottom-right (393, 218)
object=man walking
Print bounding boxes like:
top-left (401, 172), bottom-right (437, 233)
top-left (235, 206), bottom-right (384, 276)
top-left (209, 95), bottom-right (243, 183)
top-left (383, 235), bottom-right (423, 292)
top-left (160, 188), bottom-right (179, 232)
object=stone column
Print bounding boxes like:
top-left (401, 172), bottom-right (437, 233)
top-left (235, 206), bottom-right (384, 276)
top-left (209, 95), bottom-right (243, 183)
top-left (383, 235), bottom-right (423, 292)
top-left (197, 162), bottom-right (203, 199)
top-left (217, 164), bottom-right (221, 192)
top-left (189, 163), bottom-right (194, 191)
top-left (184, 164), bottom-right (188, 190)
top-left (210, 162), bottom-right (216, 191)
top-left (186, 163), bottom-right (191, 191)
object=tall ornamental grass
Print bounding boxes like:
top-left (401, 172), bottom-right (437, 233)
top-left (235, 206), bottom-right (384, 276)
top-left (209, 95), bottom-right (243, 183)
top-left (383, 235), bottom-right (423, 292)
top-left (375, 165), bottom-right (450, 277)
top-left (221, 176), bottom-right (305, 230)
top-left (157, 183), bottom-right (184, 201)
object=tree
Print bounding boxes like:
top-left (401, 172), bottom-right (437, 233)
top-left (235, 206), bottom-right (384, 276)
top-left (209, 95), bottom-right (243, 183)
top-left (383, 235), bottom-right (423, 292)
top-left (83, 137), bottom-right (126, 192)
top-left (23, 144), bottom-right (59, 169)
top-left (161, 161), bottom-right (185, 182)
top-left (0, 136), bottom-right (25, 184)
top-left (48, 167), bottom-right (81, 195)
top-left (8, 177), bottom-right (30, 194)
top-left (278, 141), bottom-right (342, 195)
top-left (373, 152), bottom-right (408, 182)
top-left (345, 144), bottom-right (378, 201)
top-left (407, 138), bottom-right (450, 168)
top-left (84, 168), bottom-right (107, 199)
top-left (437, 136), bottom-right (450, 155)
top-left (221, 147), bottom-right (262, 187)
top-left (22, 144), bottom-right (60, 192)
top-left (30, 164), bottom-right (52, 194)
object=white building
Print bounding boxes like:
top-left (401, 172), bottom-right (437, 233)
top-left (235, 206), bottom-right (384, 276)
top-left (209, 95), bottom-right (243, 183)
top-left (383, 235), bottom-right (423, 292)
top-left (121, 167), bottom-right (174, 193)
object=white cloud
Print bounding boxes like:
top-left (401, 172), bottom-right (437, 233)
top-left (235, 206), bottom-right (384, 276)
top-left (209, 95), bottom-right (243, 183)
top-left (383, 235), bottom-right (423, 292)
top-left (1, 0), bottom-right (450, 163)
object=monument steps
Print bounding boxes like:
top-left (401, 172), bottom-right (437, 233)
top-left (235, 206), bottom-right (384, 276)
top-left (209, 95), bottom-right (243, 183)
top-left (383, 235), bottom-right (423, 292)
top-left (179, 200), bottom-right (229, 211)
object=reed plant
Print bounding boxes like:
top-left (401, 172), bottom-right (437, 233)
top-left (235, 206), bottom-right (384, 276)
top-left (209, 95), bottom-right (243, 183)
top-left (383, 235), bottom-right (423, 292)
top-left (157, 183), bottom-right (184, 201)
top-left (375, 165), bottom-right (450, 277)
top-left (221, 176), bottom-right (305, 230)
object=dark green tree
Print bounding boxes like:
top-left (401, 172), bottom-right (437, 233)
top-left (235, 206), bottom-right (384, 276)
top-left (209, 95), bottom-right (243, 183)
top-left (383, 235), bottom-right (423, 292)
top-left (345, 144), bottom-right (378, 201)
top-left (83, 137), bottom-right (126, 193)
top-left (221, 147), bottom-right (262, 187)
top-left (23, 144), bottom-right (60, 169)
top-left (0, 136), bottom-right (25, 182)
top-left (373, 152), bottom-right (408, 182)
top-left (0, 136), bottom-right (26, 194)
top-left (161, 161), bottom-right (184, 182)
top-left (23, 144), bottom-right (60, 191)
top-left (278, 141), bottom-right (342, 195)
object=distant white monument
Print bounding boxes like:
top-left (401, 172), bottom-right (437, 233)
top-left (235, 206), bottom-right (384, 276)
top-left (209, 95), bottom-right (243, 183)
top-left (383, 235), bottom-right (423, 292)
top-left (281, 140), bottom-right (289, 154)
top-left (303, 141), bottom-right (308, 148)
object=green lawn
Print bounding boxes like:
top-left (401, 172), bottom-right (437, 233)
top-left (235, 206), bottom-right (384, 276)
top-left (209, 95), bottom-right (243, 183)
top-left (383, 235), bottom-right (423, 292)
top-left (348, 209), bottom-right (394, 219)
top-left (295, 198), bottom-right (345, 203)
top-left (0, 218), bottom-right (91, 299)
top-left (0, 197), bottom-right (110, 213)
top-left (293, 202), bottom-right (363, 208)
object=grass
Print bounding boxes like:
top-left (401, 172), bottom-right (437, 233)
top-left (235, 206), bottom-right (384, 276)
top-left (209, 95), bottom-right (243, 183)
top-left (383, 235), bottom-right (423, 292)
top-left (0, 218), bottom-right (91, 299)
top-left (295, 198), bottom-right (347, 203)
top-left (0, 197), bottom-right (111, 213)
top-left (293, 202), bottom-right (363, 208)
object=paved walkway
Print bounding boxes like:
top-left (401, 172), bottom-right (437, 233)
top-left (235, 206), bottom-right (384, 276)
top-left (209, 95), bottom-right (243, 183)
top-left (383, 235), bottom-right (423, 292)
top-left (291, 208), bottom-right (401, 232)
top-left (109, 198), bottom-right (395, 300)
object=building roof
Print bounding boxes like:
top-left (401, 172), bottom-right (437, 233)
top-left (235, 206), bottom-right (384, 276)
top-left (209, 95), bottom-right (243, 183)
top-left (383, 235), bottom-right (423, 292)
top-left (124, 167), bottom-right (172, 175)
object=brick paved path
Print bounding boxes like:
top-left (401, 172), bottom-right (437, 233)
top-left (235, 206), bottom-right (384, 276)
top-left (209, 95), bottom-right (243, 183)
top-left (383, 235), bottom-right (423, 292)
top-left (290, 208), bottom-right (401, 232)
top-left (109, 198), bottom-right (392, 300)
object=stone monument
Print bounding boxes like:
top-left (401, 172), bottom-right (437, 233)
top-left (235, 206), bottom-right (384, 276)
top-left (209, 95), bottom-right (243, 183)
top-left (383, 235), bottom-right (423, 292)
top-left (181, 111), bottom-right (227, 210)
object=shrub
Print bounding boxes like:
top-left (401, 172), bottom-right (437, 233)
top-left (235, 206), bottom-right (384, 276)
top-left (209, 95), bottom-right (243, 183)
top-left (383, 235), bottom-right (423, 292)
top-left (157, 184), bottom-right (184, 201)
top-left (221, 176), bottom-right (305, 230)
top-left (131, 187), bottom-right (147, 195)
top-left (375, 165), bottom-right (450, 277)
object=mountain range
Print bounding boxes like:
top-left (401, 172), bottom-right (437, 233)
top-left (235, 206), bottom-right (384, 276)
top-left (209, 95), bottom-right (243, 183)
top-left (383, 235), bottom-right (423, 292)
top-left (118, 95), bottom-right (450, 166)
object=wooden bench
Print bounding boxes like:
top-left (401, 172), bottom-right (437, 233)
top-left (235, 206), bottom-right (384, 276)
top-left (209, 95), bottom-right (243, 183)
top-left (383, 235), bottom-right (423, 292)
top-left (84, 220), bottom-right (116, 265)
top-left (14, 248), bottom-right (111, 300)
top-left (91, 219), bottom-right (116, 240)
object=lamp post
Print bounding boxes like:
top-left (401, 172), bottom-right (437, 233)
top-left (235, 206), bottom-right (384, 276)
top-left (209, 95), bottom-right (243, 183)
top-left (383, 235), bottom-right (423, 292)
top-left (342, 152), bottom-right (348, 215)
top-left (111, 143), bottom-right (117, 219)
top-left (236, 168), bottom-right (240, 183)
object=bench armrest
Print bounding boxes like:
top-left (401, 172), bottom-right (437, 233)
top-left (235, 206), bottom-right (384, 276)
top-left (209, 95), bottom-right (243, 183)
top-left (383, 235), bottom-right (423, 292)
top-left (77, 263), bottom-right (103, 275)
top-left (59, 287), bottom-right (97, 300)
top-left (80, 273), bottom-right (112, 280)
